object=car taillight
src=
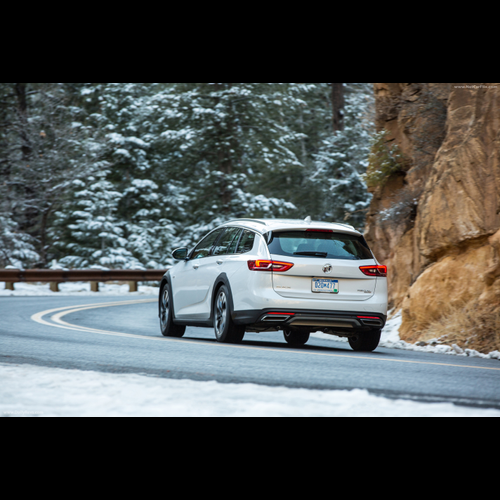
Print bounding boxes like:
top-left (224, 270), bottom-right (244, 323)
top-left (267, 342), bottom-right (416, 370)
top-left (306, 229), bottom-right (333, 233)
top-left (247, 260), bottom-right (294, 272)
top-left (359, 265), bottom-right (387, 277)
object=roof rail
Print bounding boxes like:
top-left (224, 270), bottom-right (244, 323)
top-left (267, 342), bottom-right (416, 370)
top-left (229, 218), bottom-right (268, 226)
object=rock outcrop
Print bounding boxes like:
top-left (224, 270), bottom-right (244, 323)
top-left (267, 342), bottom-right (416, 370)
top-left (365, 83), bottom-right (500, 352)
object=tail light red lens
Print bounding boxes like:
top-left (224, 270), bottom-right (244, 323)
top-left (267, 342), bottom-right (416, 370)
top-left (359, 265), bottom-right (387, 277)
top-left (247, 260), bottom-right (294, 272)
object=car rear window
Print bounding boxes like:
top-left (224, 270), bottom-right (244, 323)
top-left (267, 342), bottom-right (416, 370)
top-left (267, 230), bottom-right (373, 260)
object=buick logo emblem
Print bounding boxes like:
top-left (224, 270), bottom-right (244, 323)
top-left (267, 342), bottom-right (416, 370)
top-left (322, 264), bottom-right (332, 274)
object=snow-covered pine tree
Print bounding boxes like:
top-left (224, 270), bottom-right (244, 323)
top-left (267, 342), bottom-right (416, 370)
top-left (0, 83), bottom-right (38, 268)
top-left (98, 83), bottom-right (180, 267)
top-left (52, 83), bottom-right (180, 269)
top-left (279, 83), bottom-right (334, 218)
top-left (153, 83), bottom-right (306, 246)
top-left (0, 216), bottom-right (39, 268)
top-left (308, 83), bottom-right (375, 229)
top-left (0, 84), bottom-right (37, 268)
top-left (55, 172), bottom-right (142, 269)
top-left (0, 83), bottom-right (105, 267)
top-left (121, 179), bottom-right (178, 268)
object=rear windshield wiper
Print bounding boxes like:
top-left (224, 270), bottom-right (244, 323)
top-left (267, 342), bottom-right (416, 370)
top-left (293, 251), bottom-right (328, 257)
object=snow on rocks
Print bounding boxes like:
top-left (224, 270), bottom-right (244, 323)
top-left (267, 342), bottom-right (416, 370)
top-left (312, 310), bottom-right (500, 360)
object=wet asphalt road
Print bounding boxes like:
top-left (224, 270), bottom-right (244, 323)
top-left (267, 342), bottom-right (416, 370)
top-left (1, 295), bottom-right (500, 410)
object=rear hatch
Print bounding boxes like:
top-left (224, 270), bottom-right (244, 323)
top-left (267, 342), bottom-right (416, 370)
top-left (267, 229), bottom-right (378, 302)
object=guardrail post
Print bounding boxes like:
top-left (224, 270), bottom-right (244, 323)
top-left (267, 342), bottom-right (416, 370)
top-left (50, 282), bottom-right (59, 292)
top-left (5, 282), bottom-right (15, 291)
top-left (91, 282), bottom-right (99, 292)
top-left (129, 281), bottom-right (138, 292)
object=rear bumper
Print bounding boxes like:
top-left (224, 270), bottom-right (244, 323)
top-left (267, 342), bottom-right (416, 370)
top-left (232, 308), bottom-right (386, 332)
top-left (232, 275), bottom-right (388, 318)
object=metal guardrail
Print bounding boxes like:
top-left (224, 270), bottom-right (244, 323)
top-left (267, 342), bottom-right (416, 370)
top-left (0, 269), bottom-right (167, 292)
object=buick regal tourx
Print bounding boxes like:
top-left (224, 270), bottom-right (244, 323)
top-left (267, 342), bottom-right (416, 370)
top-left (159, 219), bottom-right (388, 351)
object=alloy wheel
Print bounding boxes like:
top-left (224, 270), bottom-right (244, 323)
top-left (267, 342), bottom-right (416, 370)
top-left (215, 290), bottom-right (227, 337)
top-left (160, 288), bottom-right (169, 328)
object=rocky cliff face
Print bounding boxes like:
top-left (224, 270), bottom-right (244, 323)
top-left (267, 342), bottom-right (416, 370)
top-left (365, 83), bottom-right (500, 353)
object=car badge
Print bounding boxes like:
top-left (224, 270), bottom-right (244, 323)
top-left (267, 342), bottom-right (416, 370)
top-left (322, 264), bottom-right (332, 274)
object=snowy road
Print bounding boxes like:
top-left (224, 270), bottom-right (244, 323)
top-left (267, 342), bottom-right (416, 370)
top-left (1, 294), bottom-right (500, 416)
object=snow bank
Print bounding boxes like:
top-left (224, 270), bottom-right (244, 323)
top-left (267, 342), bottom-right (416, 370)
top-left (1, 363), bottom-right (498, 417)
top-left (313, 310), bottom-right (500, 360)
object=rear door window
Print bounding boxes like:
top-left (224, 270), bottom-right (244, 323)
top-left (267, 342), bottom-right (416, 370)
top-left (267, 231), bottom-right (373, 260)
top-left (213, 227), bottom-right (242, 256)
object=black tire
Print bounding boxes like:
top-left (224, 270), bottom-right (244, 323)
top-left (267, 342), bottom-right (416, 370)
top-left (283, 328), bottom-right (310, 347)
top-left (348, 329), bottom-right (381, 352)
top-left (159, 283), bottom-right (186, 338)
top-left (214, 285), bottom-right (245, 344)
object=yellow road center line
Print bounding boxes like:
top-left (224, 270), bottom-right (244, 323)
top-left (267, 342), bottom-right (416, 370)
top-left (30, 300), bottom-right (500, 372)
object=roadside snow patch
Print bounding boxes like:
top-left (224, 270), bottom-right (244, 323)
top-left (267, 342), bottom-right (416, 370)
top-left (1, 363), bottom-right (499, 417)
top-left (0, 282), bottom-right (159, 297)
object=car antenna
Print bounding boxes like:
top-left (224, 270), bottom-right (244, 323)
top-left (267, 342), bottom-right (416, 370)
top-left (304, 216), bottom-right (312, 224)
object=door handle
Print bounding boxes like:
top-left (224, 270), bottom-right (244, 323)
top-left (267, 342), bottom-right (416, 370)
top-left (193, 263), bottom-right (199, 270)
top-left (216, 260), bottom-right (224, 265)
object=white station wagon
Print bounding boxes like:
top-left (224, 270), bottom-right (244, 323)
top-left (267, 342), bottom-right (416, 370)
top-left (159, 218), bottom-right (388, 351)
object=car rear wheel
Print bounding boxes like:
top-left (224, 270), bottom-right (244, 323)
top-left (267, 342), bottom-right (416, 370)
top-left (348, 329), bottom-right (381, 352)
top-left (214, 285), bottom-right (245, 343)
top-left (160, 284), bottom-right (186, 338)
top-left (283, 328), bottom-right (310, 347)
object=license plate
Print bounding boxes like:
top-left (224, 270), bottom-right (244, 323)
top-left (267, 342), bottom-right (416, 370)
top-left (312, 278), bottom-right (339, 293)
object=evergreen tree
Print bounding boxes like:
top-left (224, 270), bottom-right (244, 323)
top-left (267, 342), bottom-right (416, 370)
top-left (153, 83), bottom-right (308, 245)
top-left (280, 83), bottom-right (333, 218)
top-left (0, 215), bottom-right (39, 268)
top-left (307, 83), bottom-right (375, 228)
top-left (122, 179), bottom-right (177, 268)
top-left (97, 83), bottom-right (179, 266)
top-left (0, 83), bottom-right (104, 267)
top-left (55, 172), bottom-right (141, 269)
top-left (52, 83), bottom-right (179, 268)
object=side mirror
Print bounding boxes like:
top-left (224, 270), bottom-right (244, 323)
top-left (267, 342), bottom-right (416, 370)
top-left (172, 247), bottom-right (189, 261)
